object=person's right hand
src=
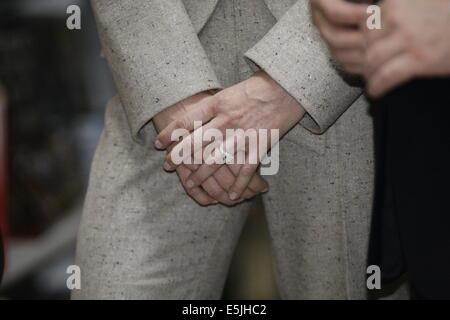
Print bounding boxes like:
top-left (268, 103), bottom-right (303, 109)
top-left (153, 92), bottom-right (269, 206)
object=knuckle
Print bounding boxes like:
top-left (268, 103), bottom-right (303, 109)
top-left (222, 114), bottom-right (234, 126)
top-left (322, 3), bottom-right (333, 20)
top-left (175, 119), bottom-right (187, 130)
top-left (228, 110), bottom-right (243, 122)
top-left (202, 95), bottom-right (218, 116)
top-left (190, 164), bottom-right (200, 171)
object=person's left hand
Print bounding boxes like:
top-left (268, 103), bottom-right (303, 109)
top-left (365, 0), bottom-right (450, 97)
top-left (155, 71), bottom-right (306, 201)
top-left (153, 92), bottom-right (269, 206)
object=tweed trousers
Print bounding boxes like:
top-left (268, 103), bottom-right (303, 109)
top-left (73, 0), bottom-right (406, 299)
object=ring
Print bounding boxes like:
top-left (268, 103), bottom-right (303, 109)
top-left (219, 144), bottom-right (234, 164)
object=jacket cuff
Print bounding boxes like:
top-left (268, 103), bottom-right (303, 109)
top-left (92, 0), bottom-right (222, 143)
top-left (244, 0), bottom-right (362, 134)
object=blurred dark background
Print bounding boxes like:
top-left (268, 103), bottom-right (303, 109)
top-left (0, 0), bottom-right (113, 299)
top-left (0, 0), bottom-right (278, 300)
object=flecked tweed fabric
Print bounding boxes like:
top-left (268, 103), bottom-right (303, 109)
top-left (73, 0), bottom-right (408, 299)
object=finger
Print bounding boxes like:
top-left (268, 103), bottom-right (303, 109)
top-left (228, 148), bottom-right (259, 201)
top-left (226, 164), bottom-right (260, 200)
top-left (177, 150), bottom-right (202, 171)
top-left (229, 164), bottom-right (259, 201)
top-left (177, 144), bottom-right (238, 206)
top-left (201, 176), bottom-right (239, 206)
top-left (314, 10), bottom-right (366, 50)
top-left (227, 163), bottom-right (268, 194)
top-left (176, 165), bottom-right (216, 206)
top-left (163, 133), bottom-right (203, 171)
top-left (225, 134), bottom-right (268, 194)
top-left (241, 188), bottom-right (257, 200)
top-left (165, 117), bottom-right (228, 170)
top-left (248, 173), bottom-right (269, 194)
top-left (155, 95), bottom-right (218, 149)
top-left (344, 64), bottom-right (365, 75)
top-left (313, 0), bottom-right (368, 26)
top-left (213, 165), bottom-right (258, 200)
top-left (365, 33), bottom-right (406, 78)
top-left (334, 48), bottom-right (365, 67)
top-left (180, 137), bottom-right (223, 172)
top-left (367, 54), bottom-right (419, 98)
top-left (184, 129), bottom-right (258, 190)
top-left (209, 141), bottom-right (268, 198)
top-left (183, 132), bottom-right (241, 188)
top-left (213, 165), bottom-right (238, 190)
top-left (185, 162), bottom-right (223, 189)
top-left (216, 165), bottom-right (262, 200)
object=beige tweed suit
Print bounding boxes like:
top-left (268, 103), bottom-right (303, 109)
top-left (73, 0), bottom-right (406, 299)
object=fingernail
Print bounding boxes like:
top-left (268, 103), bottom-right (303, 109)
top-left (212, 200), bottom-right (218, 204)
top-left (163, 162), bottom-right (173, 171)
top-left (154, 140), bottom-right (163, 149)
top-left (262, 188), bottom-right (269, 193)
top-left (229, 192), bottom-right (238, 201)
top-left (186, 180), bottom-right (194, 189)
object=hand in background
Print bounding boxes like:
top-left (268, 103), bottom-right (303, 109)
top-left (156, 71), bottom-right (305, 201)
top-left (312, 0), bottom-right (450, 98)
top-left (153, 92), bottom-right (269, 206)
top-left (365, 0), bottom-right (450, 97)
top-left (311, 0), bottom-right (369, 74)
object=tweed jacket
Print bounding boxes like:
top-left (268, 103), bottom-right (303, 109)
top-left (91, 0), bottom-right (363, 143)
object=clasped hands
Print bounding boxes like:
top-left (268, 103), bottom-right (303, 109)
top-left (152, 71), bottom-right (305, 206)
top-left (311, 0), bottom-right (450, 97)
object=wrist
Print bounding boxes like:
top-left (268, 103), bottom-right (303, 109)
top-left (153, 91), bottom-right (213, 132)
top-left (249, 71), bottom-right (306, 129)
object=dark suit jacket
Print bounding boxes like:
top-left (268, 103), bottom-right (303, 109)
top-left (369, 77), bottom-right (450, 299)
